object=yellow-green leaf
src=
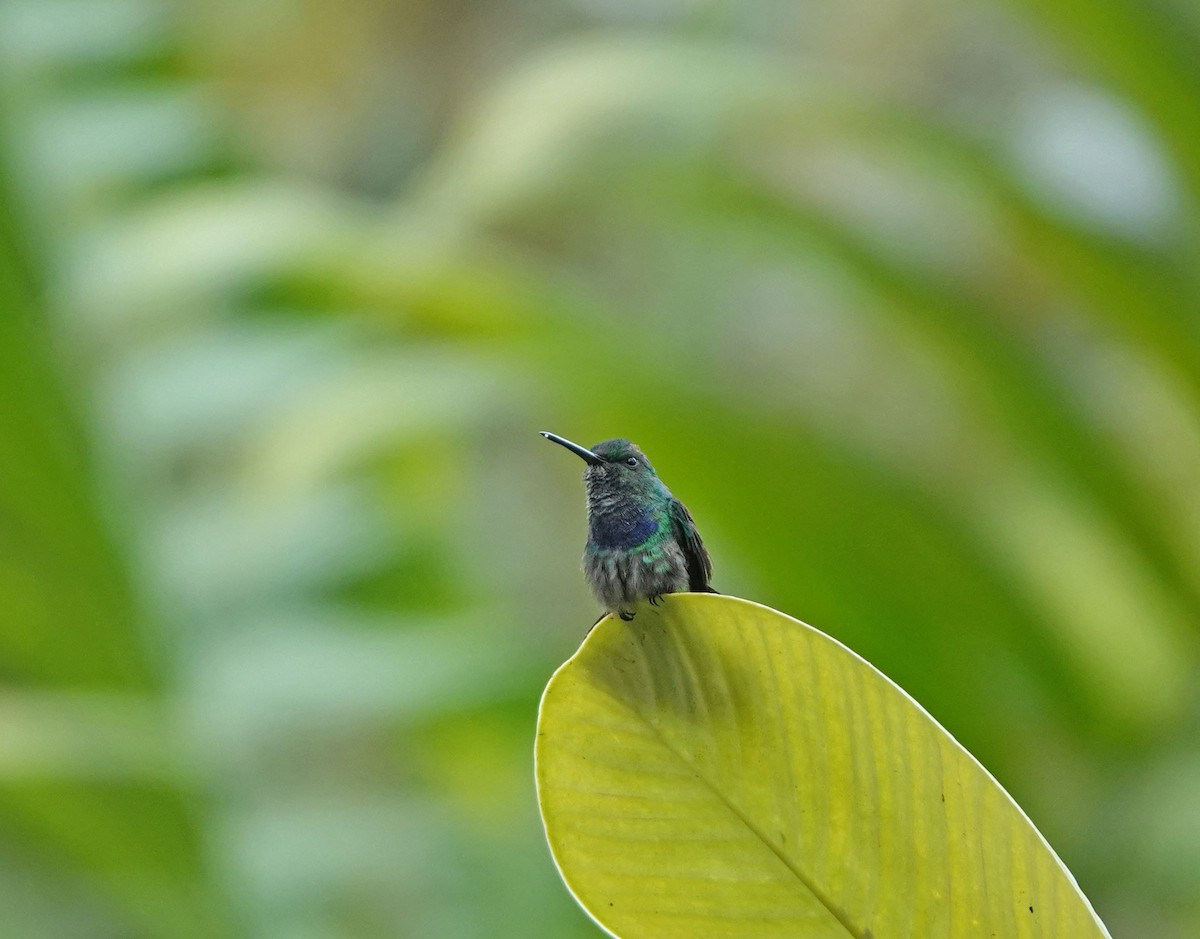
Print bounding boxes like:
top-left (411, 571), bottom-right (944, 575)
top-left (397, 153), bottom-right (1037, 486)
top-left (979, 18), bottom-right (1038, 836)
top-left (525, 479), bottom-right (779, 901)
top-left (536, 594), bottom-right (1110, 938)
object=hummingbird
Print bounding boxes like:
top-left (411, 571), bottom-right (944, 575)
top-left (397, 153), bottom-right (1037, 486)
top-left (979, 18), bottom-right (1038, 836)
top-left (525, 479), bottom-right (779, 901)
top-left (541, 432), bottom-right (716, 622)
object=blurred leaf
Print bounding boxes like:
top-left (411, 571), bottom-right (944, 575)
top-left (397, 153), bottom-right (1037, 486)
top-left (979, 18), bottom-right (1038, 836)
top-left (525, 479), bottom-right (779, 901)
top-left (0, 691), bottom-right (177, 780)
top-left (187, 609), bottom-right (528, 764)
top-left (60, 180), bottom-right (362, 337)
top-left (418, 36), bottom-right (810, 225)
top-left (1004, 0), bottom-right (1200, 211)
top-left (0, 113), bottom-right (236, 936)
top-left (0, 782), bottom-right (233, 939)
top-left (0, 0), bottom-right (170, 75)
top-left (537, 594), bottom-right (1111, 938)
top-left (0, 109), bottom-right (150, 686)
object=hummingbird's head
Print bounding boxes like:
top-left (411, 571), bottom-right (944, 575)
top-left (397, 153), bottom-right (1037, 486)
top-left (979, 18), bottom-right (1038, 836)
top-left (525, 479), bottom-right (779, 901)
top-left (540, 432), bottom-right (665, 503)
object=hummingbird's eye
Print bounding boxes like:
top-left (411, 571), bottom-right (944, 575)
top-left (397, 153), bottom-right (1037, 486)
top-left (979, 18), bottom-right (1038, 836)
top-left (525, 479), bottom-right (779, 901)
top-left (625, 457), bottom-right (638, 467)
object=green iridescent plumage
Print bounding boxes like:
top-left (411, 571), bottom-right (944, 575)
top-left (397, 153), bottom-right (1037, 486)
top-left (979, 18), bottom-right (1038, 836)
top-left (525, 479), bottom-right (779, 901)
top-left (541, 432), bottom-right (716, 622)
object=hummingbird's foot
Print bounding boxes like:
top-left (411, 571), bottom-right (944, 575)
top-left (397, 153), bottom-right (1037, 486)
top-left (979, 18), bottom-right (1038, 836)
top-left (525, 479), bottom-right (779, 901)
top-left (648, 593), bottom-right (663, 606)
top-left (618, 608), bottom-right (635, 622)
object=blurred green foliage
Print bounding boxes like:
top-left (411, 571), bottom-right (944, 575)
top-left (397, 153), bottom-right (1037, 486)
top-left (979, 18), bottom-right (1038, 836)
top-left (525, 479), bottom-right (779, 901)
top-left (0, 0), bottom-right (1198, 937)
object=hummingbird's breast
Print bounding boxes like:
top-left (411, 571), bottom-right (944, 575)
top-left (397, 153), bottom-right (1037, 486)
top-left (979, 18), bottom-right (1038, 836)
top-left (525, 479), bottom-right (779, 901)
top-left (583, 510), bottom-right (688, 611)
top-left (584, 472), bottom-right (671, 551)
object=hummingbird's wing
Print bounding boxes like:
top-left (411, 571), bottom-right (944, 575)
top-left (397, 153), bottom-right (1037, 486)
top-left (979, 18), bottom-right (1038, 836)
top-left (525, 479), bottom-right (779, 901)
top-left (668, 497), bottom-right (714, 592)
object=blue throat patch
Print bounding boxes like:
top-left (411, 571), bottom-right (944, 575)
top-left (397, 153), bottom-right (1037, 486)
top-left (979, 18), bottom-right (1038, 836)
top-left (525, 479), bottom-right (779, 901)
top-left (591, 511), bottom-right (660, 550)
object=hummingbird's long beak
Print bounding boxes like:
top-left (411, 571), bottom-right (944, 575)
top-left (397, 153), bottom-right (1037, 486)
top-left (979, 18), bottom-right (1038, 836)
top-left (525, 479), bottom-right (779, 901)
top-left (540, 431), bottom-right (605, 465)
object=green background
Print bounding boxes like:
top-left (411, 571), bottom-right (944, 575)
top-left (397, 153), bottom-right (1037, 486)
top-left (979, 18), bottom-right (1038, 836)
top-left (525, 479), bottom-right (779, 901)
top-left (1, 0), bottom-right (1198, 936)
